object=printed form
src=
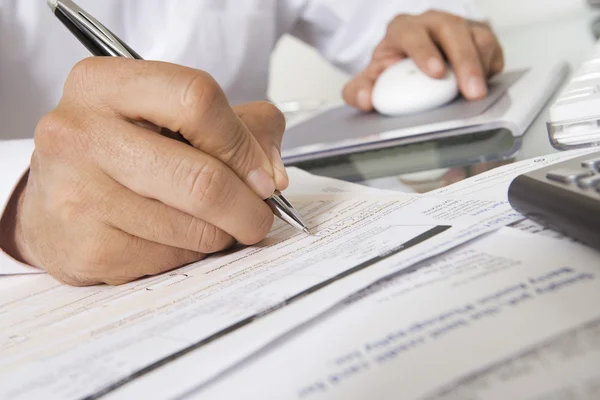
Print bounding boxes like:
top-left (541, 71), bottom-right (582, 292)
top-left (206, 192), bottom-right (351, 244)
top-left (194, 228), bottom-right (600, 400)
top-left (104, 149), bottom-right (600, 399)
top-left (0, 168), bottom-right (520, 400)
top-left (430, 148), bottom-right (599, 201)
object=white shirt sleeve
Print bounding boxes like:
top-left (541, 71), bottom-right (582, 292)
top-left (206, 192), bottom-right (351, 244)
top-left (286, 0), bottom-right (487, 74)
top-left (0, 139), bottom-right (43, 275)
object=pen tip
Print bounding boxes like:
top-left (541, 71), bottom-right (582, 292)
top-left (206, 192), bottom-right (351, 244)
top-left (47, 0), bottom-right (58, 12)
top-left (303, 227), bottom-right (312, 235)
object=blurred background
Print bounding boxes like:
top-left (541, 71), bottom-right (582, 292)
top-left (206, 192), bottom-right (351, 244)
top-left (268, 0), bottom-right (589, 107)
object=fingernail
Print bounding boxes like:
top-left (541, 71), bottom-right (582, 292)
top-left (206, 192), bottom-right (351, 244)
top-left (271, 147), bottom-right (289, 189)
top-left (247, 168), bottom-right (276, 200)
top-left (427, 58), bottom-right (445, 75)
top-left (357, 89), bottom-right (371, 110)
top-left (467, 76), bottom-right (487, 98)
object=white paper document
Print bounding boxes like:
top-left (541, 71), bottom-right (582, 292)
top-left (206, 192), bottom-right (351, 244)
top-left (430, 148), bottom-right (598, 201)
top-left (195, 228), bottom-right (600, 400)
top-left (0, 169), bottom-right (520, 400)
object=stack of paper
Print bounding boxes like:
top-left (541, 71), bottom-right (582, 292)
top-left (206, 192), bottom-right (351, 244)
top-left (198, 228), bottom-right (600, 400)
top-left (1, 149), bottom-right (598, 400)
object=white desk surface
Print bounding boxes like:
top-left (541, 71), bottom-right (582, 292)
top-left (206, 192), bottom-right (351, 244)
top-left (503, 10), bottom-right (600, 160)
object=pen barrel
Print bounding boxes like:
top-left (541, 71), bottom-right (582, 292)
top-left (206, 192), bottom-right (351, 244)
top-left (54, 8), bottom-right (105, 56)
top-left (115, 37), bottom-right (143, 60)
top-left (50, 0), bottom-right (305, 233)
top-left (54, 6), bottom-right (142, 59)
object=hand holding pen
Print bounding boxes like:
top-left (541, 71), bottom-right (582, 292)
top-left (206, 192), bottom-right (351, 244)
top-left (49, 0), bottom-right (309, 234)
top-left (3, 0), bottom-right (307, 286)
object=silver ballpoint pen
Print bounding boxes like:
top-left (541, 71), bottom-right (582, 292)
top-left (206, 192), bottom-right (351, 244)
top-left (47, 0), bottom-right (310, 235)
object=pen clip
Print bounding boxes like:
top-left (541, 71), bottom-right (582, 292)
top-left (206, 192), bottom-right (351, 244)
top-left (53, 0), bottom-right (138, 59)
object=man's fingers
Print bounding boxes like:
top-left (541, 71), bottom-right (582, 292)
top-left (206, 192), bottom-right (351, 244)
top-left (41, 110), bottom-right (274, 245)
top-left (94, 176), bottom-right (236, 254)
top-left (424, 13), bottom-right (487, 100)
top-left (490, 48), bottom-right (505, 76)
top-left (474, 24), bottom-right (505, 76)
top-left (346, 10), bottom-right (504, 113)
top-left (385, 19), bottom-right (447, 78)
top-left (74, 229), bottom-right (206, 286)
top-left (343, 73), bottom-right (376, 111)
top-left (232, 102), bottom-right (289, 190)
top-left (471, 24), bottom-right (504, 77)
top-left (27, 166), bottom-right (207, 286)
top-left (64, 57), bottom-right (276, 199)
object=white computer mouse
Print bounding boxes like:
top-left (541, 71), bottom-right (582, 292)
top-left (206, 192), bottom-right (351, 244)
top-left (372, 59), bottom-right (459, 117)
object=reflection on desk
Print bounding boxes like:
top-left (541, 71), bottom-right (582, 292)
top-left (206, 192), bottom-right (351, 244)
top-left (288, 128), bottom-right (520, 186)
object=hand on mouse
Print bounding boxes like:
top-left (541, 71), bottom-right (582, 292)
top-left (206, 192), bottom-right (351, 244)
top-left (343, 10), bottom-right (505, 111)
top-left (0, 57), bottom-right (289, 286)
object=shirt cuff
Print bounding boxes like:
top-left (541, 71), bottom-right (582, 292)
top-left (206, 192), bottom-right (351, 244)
top-left (0, 139), bottom-right (43, 275)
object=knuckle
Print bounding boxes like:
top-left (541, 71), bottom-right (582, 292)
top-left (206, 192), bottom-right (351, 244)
top-left (187, 219), bottom-right (212, 252)
top-left (175, 158), bottom-right (232, 211)
top-left (69, 57), bottom-right (98, 80)
top-left (390, 13), bottom-right (410, 26)
top-left (140, 200), bottom-right (180, 243)
top-left (446, 12), bottom-right (466, 24)
top-left (198, 164), bottom-right (232, 209)
top-left (255, 101), bottom-right (286, 133)
top-left (34, 107), bottom-right (97, 160)
top-left (64, 57), bottom-right (101, 100)
top-left (190, 221), bottom-right (232, 253)
top-left (423, 9), bottom-right (453, 23)
top-left (436, 15), bottom-right (468, 36)
top-left (453, 14), bottom-right (467, 25)
top-left (180, 71), bottom-right (221, 122)
top-left (160, 211), bottom-right (182, 245)
top-left (219, 122), bottom-right (252, 165)
top-left (422, 9), bottom-right (440, 19)
top-left (387, 14), bottom-right (411, 36)
top-left (438, 21), bottom-right (458, 37)
top-left (34, 110), bottom-right (74, 158)
top-left (473, 27), bottom-right (496, 48)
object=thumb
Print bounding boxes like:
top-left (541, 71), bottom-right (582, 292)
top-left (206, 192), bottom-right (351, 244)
top-left (233, 101), bottom-right (289, 190)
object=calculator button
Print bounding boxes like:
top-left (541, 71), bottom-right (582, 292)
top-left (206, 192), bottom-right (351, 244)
top-left (578, 175), bottom-right (600, 188)
top-left (546, 168), bottom-right (594, 183)
top-left (581, 157), bottom-right (600, 170)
